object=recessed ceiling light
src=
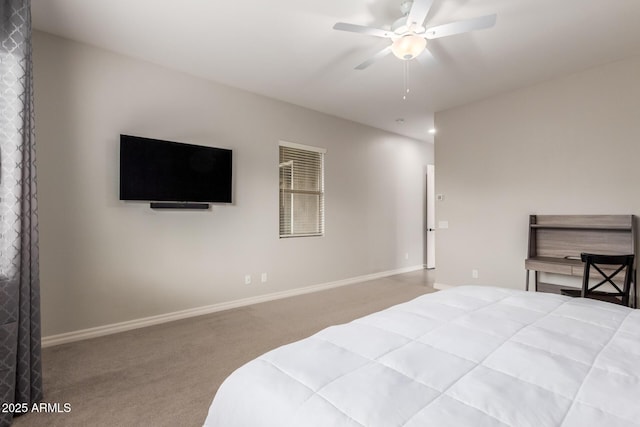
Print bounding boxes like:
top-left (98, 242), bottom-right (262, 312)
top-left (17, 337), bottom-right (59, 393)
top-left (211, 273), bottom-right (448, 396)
top-left (428, 128), bottom-right (436, 134)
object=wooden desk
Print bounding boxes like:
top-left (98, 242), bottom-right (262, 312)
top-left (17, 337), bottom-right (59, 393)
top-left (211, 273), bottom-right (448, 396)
top-left (525, 215), bottom-right (636, 298)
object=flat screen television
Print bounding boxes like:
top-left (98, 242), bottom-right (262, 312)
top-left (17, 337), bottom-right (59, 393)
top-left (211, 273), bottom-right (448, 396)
top-left (119, 135), bottom-right (232, 203)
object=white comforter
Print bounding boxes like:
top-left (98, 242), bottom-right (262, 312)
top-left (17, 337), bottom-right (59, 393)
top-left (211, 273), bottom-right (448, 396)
top-left (204, 286), bottom-right (640, 427)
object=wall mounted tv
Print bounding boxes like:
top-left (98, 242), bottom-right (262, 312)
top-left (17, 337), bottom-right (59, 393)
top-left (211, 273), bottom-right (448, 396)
top-left (119, 135), bottom-right (232, 205)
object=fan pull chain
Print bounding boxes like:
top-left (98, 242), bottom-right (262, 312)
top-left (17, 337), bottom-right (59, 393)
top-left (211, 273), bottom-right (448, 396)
top-left (403, 61), bottom-right (410, 100)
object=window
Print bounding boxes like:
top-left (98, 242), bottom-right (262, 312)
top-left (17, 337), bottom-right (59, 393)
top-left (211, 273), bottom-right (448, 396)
top-left (279, 141), bottom-right (326, 238)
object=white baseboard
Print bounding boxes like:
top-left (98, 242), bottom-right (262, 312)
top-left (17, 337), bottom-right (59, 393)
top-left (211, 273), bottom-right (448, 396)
top-left (434, 282), bottom-right (455, 290)
top-left (42, 265), bottom-right (425, 348)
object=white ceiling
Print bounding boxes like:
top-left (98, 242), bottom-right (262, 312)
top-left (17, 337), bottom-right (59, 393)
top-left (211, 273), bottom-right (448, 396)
top-left (31, 0), bottom-right (640, 142)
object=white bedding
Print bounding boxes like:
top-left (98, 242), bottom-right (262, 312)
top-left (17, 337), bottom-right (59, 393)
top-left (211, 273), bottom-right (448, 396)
top-left (204, 286), bottom-right (640, 427)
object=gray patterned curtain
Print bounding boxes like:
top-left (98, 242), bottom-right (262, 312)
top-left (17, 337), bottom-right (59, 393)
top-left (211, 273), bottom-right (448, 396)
top-left (0, 0), bottom-right (43, 425)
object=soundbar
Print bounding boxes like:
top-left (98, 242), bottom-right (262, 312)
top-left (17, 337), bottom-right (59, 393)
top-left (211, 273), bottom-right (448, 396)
top-left (150, 202), bottom-right (210, 210)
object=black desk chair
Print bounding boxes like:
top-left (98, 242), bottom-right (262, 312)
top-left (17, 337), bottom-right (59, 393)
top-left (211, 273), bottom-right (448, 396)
top-left (560, 253), bottom-right (635, 307)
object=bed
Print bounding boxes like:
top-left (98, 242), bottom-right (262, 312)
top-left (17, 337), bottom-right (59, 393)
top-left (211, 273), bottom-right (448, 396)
top-left (203, 286), bottom-right (640, 427)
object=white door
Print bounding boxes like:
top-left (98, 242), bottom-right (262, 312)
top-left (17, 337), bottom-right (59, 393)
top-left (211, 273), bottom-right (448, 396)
top-left (426, 164), bottom-right (436, 269)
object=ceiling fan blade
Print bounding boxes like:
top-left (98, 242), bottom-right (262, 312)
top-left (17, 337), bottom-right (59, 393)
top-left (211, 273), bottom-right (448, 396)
top-left (425, 14), bottom-right (497, 39)
top-left (406, 0), bottom-right (434, 26)
top-left (416, 48), bottom-right (435, 66)
top-left (355, 45), bottom-right (393, 70)
top-left (333, 22), bottom-right (393, 38)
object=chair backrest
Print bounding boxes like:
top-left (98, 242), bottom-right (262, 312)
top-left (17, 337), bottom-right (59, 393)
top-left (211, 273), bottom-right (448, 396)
top-left (580, 253), bottom-right (634, 306)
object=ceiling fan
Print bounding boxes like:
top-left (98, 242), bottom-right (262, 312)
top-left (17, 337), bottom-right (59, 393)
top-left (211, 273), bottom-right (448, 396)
top-left (333, 0), bottom-right (497, 70)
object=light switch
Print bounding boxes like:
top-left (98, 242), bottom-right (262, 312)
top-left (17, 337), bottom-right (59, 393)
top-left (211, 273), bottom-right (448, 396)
top-left (438, 221), bottom-right (449, 229)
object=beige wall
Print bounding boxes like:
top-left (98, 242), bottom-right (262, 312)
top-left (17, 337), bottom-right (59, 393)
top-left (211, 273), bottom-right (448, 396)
top-left (434, 55), bottom-right (640, 289)
top-left (33, 32), bottom-right (433, 337)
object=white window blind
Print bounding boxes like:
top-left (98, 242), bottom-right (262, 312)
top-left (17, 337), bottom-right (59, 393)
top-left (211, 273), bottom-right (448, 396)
top-left (279, 142), bottom-right (325, 238)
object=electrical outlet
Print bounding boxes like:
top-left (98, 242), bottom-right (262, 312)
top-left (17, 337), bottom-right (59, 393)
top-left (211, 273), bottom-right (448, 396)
top-left (261, 273), bottom-right (268, 283)
top-left (405, 253), bottom-right (409, 260)
top-left (244, 275), bottom-right (252, 285)
top-left (472, 269), bottom-right (479, 279)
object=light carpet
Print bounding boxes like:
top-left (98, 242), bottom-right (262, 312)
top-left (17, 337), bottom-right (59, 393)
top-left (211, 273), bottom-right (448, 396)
top-left (13, 269), bottom-right (435, 427)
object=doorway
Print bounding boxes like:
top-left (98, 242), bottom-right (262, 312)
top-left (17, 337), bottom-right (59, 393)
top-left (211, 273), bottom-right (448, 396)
top-left (426, 164), bottom-right (436, 269)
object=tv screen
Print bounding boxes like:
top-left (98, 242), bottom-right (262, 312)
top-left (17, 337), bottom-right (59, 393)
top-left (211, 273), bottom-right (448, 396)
top-left (119, 135), bottom-right (232, 203)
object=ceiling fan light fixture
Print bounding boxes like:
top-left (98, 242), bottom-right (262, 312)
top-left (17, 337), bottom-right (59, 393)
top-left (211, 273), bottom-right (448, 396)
top-left (391, 34), bottom-right (427, 60)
